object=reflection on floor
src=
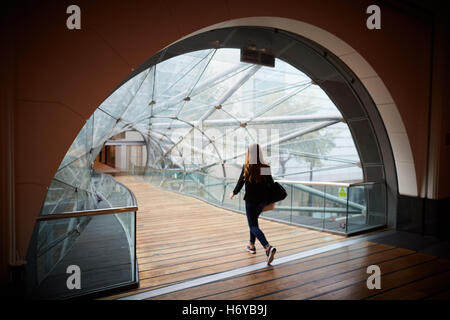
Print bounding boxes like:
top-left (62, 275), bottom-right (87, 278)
top-left (93, 162), bottom-right (121, 174)
top-left (104, 176), bottom-right (450, 300)
top-left (368, 231), bottom-right (450, 260)
top-left (152, 241), bottom-right (450, 300)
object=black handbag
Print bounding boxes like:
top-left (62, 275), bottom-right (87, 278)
top-left (267, 181), bottom-right (287, 203)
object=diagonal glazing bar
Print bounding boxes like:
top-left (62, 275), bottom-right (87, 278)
top-left (158, 50), bottom-right (214, 98)
top-left (149, 64), bottom-right (247, 116)
top-left (132, 64), bottom-right (254, 131)
top-left (148, 115), bottom-right (343, 129)
top-left (224, 81), bottom-right (309, 105)
top-left (194, 120), bottom-right (341, 172)
top-left (58, 66), bottom-right (152, 173)
top-left (142, 129), bottom-right (184, 156)
top-left (199, 65), bottom-right (261, 123)
top-left (154, 65), bottom-right (261, 175)
top-left (156, 123), bottom-right (226, 175)
top-left (157, 50), bottom-right (218, 145)
top-left (202, 83), bottom-right (312, 151)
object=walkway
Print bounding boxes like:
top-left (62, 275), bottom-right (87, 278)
top-left (105, 176), bottom-right (450, 300)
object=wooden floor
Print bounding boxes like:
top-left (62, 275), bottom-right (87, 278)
top-left (104, 176), bottom-right (450, 300)
top-left (153, 242), bottom-right (450, 300)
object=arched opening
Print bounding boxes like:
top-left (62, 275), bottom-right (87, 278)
top-left (26, 25), bottom-right (399, 299)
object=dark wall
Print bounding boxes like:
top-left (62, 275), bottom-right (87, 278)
top-left (398, 196), bottom-right (450, 239)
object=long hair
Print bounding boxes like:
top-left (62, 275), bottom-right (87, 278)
top-left (243, 143), bottom-right (270, 183)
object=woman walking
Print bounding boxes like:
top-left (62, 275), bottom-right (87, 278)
top-left (230, 143), bottom-right (277, 265)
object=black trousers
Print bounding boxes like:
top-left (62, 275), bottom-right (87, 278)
top-left (245, 200), bottom-right (269, 247)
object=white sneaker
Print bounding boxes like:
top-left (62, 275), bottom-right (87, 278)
top-left (246, 245), bottom-right (256, 254)
top-left (266, 246), bottom-right (276, 265)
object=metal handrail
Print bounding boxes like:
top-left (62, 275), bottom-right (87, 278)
top-left (275, 180), bottom-right (380, 187)
top-left (36, 206), bottom-right (138, 221)
top-left (347, 181), bottom-right (379, 187)
top-left (275, 180), bottom-right (352, 187)
top-left (144, 167), bottom-right (371, 186)
top-left (38, 171), bottom-right (139, 221)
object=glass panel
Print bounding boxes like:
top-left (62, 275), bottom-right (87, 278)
top-left (260, 183), bottom-right (292, 224)
top-left (41, 171), bottom-right (135, 217)
top-left (91, 172), bottom-right (136, 208)
top-left (289, 185), bottom-right (326, 230)
top-left (346, 183), bottom-right (386, 234)
top-left (40, 180), bottom-right (94, 215)
top-left (138, 164), bottom-right (385, 236)
top-left (100, 70), bottom-right (148, 119)
top-left (323, 186), bottom-right (350, 233)
top-left (29, 211), bottom-right (136, 299)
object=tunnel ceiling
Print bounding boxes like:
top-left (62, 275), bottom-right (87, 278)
top-left (53, 47), bottom-right (363, 195)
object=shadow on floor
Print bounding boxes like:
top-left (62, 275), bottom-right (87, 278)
top-left (369, 230), bottom-right (450, 260)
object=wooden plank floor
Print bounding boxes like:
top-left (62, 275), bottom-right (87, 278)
top-left (105, 176), bottom-right (450, 300)
top-left (152, 242), bottom-right (450, 300)
top-left (104, 176), bottom-right (348, 299)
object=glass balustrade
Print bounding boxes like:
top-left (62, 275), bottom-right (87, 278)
top-left (133, 168), bottom-right (386, 235)
top-left (27, 211), bottom-right (136, 300)
top-left (25, 172), bottom-right (138, 300)
top-left (346, 182), bottom-right (387, 233)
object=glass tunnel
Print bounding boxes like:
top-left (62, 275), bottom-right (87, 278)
top-left (26, 47), bottom-right (387, 299)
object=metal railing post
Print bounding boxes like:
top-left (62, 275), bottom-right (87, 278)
top-left (345, 186), bottom-right (350, 234)
top-left (322, 185), bottom-right (326, 231)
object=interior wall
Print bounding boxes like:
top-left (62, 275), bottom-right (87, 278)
top-left (3, 0), bottom-right (448, 281)
top-left (434, 9), bottom-right (450, 199)
top-left (1, 4), bottom-right (16, 283)
top-left (0, 54), bottom-right (11, 283)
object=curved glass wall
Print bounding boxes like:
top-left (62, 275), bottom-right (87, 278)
top-left (28, 47), bottom-right (387, 298)
top-left (93, 48), bottom-right (363, 182)
top-left (41, 47), bottom-right (378, 232)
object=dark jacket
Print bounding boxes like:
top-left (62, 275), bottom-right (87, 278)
top-left (233, 165), bottom-right (274, 203)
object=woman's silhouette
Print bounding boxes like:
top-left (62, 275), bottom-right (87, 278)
top-left (230, 143), bottom-right (276, 264)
